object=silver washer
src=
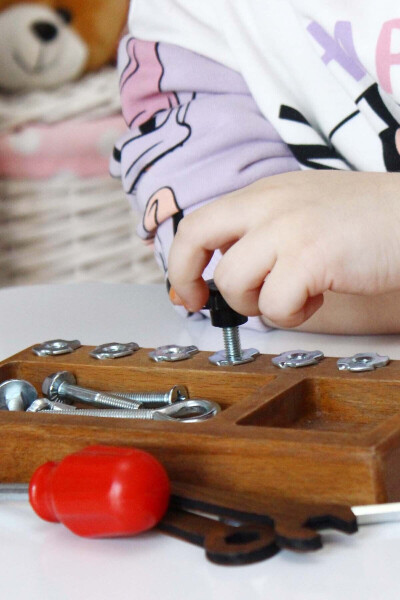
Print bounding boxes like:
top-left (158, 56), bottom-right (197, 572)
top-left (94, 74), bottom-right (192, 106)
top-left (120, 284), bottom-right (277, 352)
top-left (208, 347), bottom-right (260, 367)
top-left (272, 349), bottom-right (324, 369)
top-left (90, 342), bottom-right (139, 360)
top-left (337, 352), bottom-right (390, 372)
top-left (149, 344), bottom-right (199, 362)
top-left (32, 339), bottom-right (81, 356)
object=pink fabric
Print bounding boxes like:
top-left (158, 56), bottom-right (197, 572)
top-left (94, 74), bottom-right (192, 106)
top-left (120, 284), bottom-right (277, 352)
top-left (119, 38), bottom-right (178, 128)
top-left (0, 115), bottom-right (127, 179)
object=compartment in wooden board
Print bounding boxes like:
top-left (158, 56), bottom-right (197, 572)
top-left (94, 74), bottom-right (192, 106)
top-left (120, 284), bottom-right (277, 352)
top-left (238, 377), bottom-right (400, 433)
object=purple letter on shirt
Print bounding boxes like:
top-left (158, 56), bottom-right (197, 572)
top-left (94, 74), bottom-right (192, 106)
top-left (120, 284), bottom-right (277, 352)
top-left (307, 20), bottom-right (367, 81)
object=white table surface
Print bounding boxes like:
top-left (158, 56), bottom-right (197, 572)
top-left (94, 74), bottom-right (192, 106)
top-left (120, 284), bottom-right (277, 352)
top-left (1, 282), bottom-right (400, 600)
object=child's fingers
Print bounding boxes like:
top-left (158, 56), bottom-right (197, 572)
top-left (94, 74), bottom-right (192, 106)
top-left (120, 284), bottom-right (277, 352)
top-left (212, 228), bottom-right (277, 316)
top-left (258, 258), bottom-right (324, 327)
top-left (168, 243), bottom-right (213, 312)
top-left (214, 235), bottom-right (325, 326)
top-left (168, 200), bottom-right (250, 309)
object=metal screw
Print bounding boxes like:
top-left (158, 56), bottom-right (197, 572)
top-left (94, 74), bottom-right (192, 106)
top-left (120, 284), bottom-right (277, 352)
top-left (27, 399), bottom-right (77, 413)
top-left (42, 371), bottom-right (189, 409)
top-left (28, 397), bottom-right (221, 422)
top-left (110, 384), bottom-right (189, 406)
top-left (0, 380), bottom-right (38, 411)
top-left (223, 327), bottom-right (242, 362)
top-left (204, 280), bottom-right (259, 366)
top-left (42, 371), bottom-right (142, 409)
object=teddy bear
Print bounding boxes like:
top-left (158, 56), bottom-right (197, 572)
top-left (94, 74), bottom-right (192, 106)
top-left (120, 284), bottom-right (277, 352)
top-left (0, 0), bottom-right (129, 92)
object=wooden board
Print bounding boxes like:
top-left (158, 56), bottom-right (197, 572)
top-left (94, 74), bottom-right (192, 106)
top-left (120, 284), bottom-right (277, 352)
top-left (1, 344), bottom-right (400, 506)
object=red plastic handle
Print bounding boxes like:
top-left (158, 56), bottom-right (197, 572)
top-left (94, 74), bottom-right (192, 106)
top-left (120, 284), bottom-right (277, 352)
top-left (29, 445), bottom-right (170, 538)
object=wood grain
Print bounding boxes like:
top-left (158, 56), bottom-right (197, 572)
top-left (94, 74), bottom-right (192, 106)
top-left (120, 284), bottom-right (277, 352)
top-left (1, 345), bottom-right (400, 506)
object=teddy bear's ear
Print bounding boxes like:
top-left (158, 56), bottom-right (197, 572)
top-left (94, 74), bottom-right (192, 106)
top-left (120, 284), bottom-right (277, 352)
top-left (69, 0), bottom-right (130, 73)
top-left (55, 7), bottom-right (73, 24)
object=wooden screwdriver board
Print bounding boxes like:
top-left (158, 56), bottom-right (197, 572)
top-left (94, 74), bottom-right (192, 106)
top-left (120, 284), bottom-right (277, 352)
top-left (1, 344), bottom-right (400, 507)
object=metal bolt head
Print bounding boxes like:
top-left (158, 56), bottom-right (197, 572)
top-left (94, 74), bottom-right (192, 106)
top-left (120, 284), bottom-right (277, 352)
top-left (90, 342), bottom-right (139, 360)
top-left (32, 339), bottom-right (81, 356)
top-left (167, 385), bottom-right (189, 403)
top-left (149, 345), bottom-right (199, 363)
top-left (272, 350), bottom-right (325, 369)
top-left (27, 399), bottom-right (77, 413)
top-left (42, 371), bottom-right (76, 401)
top-left (337, 352), bottom-right (390, 372)
top-left (26, 399), bottom-right (52, 413)
top-left (208, 347), bottom-right (260, 366)
top-left (0, 380), bottom-right (38, 411)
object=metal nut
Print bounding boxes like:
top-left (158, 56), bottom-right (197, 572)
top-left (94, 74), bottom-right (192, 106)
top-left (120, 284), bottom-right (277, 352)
top-left (209, 347), bottom-right (260, 367)
top-left (272, 350), bottom-right (324, 369)
top-left (337, 352), bottom-right (390, 372)
top-left (90, 342), bottom-right (139, 360)
top-left (149, 345), bottom-right (199, 362)
top-left (32, 339), bottom-right (81, 356)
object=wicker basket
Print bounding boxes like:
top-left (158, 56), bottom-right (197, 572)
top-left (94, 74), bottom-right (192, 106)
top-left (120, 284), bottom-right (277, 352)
top-left (0, 175), bottom-right (162, 287)
top-left (0, 69), bottom-right (162, 288)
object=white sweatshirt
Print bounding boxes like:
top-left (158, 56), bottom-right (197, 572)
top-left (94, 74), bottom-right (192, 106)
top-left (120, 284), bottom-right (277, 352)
top-left (129, 0), bottom-right (400, 172)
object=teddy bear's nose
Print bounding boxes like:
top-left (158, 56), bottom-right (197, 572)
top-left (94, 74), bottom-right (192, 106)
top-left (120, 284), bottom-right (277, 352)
top-left (31, 21), bottom-right (59, 43)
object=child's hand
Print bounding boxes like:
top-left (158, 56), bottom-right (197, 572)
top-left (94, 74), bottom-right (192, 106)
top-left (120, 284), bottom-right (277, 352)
top-left (168, 171), bottom-right (400, 328)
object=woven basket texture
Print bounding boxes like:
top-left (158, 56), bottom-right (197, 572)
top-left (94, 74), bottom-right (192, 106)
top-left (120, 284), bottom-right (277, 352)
top-left (0, 175), bottom-right (162, 287)
top-left (0, 69), bottom-right (163, 288)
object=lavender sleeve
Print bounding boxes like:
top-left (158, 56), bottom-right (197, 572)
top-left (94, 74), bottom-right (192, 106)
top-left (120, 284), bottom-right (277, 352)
top-left (110, 35), bottom-right (299, 329)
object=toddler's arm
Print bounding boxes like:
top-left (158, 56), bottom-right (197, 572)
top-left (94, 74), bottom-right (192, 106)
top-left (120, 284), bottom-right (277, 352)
top-left (110, 35), bottom-right (298, 328)
top-left (169, 171), bottom-right (400, 334)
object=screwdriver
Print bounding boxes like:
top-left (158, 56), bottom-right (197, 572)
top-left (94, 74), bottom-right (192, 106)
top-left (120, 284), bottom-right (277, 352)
top-left (2, 479), bottom-right (400, 529)
top-left (0, 445), bottom-right (170, 538)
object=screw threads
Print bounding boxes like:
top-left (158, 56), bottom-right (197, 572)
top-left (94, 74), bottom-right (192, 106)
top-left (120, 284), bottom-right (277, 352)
top-left (44, 406), bottom-right (156, 419)
top-left (111, 391), bottom-right (169, 405)
top-left (59, 383), bottom-right (141, 410)
top-left (91, 392), bottom-right (142, 410)
top-left (223, 327), bottom-right (242, 362)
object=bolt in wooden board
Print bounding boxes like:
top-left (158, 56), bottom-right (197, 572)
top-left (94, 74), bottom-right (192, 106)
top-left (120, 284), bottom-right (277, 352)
top-left (1, 344), bottom-right (400, 506)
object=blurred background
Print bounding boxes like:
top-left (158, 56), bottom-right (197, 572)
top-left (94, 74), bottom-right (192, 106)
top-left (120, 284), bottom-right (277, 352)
top-left (0, 0), bottom-right (162, 288)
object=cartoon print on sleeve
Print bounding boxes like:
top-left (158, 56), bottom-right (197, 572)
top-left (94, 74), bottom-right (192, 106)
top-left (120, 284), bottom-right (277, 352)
top-left (143, 186), bottom-right (181, 234)
top-left (117, 98), bottom-right (193, 195)
top-left (112, 37), bottom-right (194, 234)
top-left (119, 37), bottom-right (179, 129)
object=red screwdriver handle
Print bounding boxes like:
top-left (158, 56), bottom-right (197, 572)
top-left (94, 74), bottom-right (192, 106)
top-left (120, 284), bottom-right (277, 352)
top-left (28, 445), bottom-right (170, 538)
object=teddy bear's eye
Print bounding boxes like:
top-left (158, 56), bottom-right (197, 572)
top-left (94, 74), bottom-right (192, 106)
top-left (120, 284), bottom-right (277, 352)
top-left (55, 7), bottom-right (73, 24)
